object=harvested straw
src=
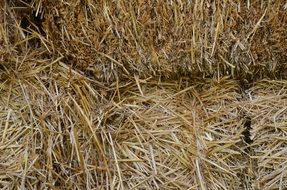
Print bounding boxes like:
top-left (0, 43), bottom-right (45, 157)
top-left (240, 80), bottom-right (287, 189)
top-left (99, 77), bottom-right (253, 189)
top-left (3, 1), bottom-right (287, 81)
top-left (35, 0), bottom-right (287, 80)
top-left (1, 0), bottom-right (287, 189)
top-left (0, 70), bottom-right (245, 189)
top-left (104, 79), bottom-right (198, 189)
top-left (194, 78), bottom-right (246, 189)
top-left (1, 60), bottom-right (287, 189)
top-left (0, 56), bottom-right (111, 189)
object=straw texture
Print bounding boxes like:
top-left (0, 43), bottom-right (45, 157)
top-left (240, 80), bottom-right (287, 189)
top-left (2, 1), bottom-right (287, 81)
top-left (1, 0), bottom-right (287, 189)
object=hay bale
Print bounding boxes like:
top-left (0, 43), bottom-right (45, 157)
top-left (0, 58), bottom-right (112, 189)
top-left (10, 0), bottom-right (284, 81)
top-left (195, 78), bottom-right (245, 189)
top-left (3, 1), bottom-right (286, 81)
top-left (101, 77), bottom-right (253, 189)
top-left (1, 0), bottom-right (287, 189)
top-left (1, 61), bottom-right (287, 189)
top-left (105, 78), bottom-right (287, 189)
top-left (241, 80), bottom-right (287, 189)
top-left (104, 79), bottom-right (198, 189)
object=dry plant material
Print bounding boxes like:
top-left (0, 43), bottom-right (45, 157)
top-left (2, 1), bottom-right (287, 82)
top-left (104, 78), bottom-right (198, 189)
top-left (40, 0), bottom-right (286, 80)
top-left (1, 64), bottom-right (287, 189)
top-left (103, 77), bottom-right (250, 189)
top-left (241, 80), bottom-right (287, 189)
top-left (193, 78), bottom-right (246, 189)
top-left (1, 0), bottom-right (287, 189)
top-left (0, 56), bottom-right (112, 189)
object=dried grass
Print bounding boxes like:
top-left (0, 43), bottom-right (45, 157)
top-left (3, 1), bottom-right (287, 81)
top-left (105, 79), bottom-right (198, 189)
top-left (1, 58), bottom-right (287, 189)
top-left (1, 0), bottom-right (287, 189)
top-left (0, 55), bottom-right (111, 189)
top-left (240, 80), bottom-right (287, 189)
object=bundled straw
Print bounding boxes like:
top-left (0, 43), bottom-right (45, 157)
top-left (1, 62), bottom-right (287, 189)
top-left (31, 0), bottom-right (287, 80)
top-left (99, 77), bottom-right (252, 189)
top-left (1, 0), bottom-right (287, 189)
top-left (104, 79), bottom-right (198, 189)
top-left (240, 80), bottom-right (287, 189)
top-left (3, 1), bottom-right (287, 81)
top-left (194, 78), bottom-right (245, 189)
top-left (0, 71), bottom-right (245, 189)
top-left (0, 56), bottom-right (112, 189)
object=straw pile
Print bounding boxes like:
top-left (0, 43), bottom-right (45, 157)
top-left (1, 0), bottom-right (287, 189)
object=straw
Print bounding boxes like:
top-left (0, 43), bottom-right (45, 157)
top-left (1, 0), bottom-right (287, 189)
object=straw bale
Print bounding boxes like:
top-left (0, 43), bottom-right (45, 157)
top-left (18, 0), bottom-right (287, 80)
top-left (1, 60), bottom-right (287, 189)
top-left (104, 79), bottom-right (198, 189)
top-left (100, 77), bottom-right (255, 189)
top-left (1, 0), bottom-right (287, 189)
top-left (192, 78), bottom-right (249, 189)
top-left (240, 80), bottom-right (287, 189)
top-left (0, 57), bottom-right (112, 189)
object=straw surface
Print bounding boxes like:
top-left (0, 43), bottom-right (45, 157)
top-left (1, 0), bottom-right (287, 189)
top-left (240, 80), bottom-right (287, 189)
top-left (0, 56), bottom-right (111, 189)
top-left (3, 1), bottom-right (287, 81)
top-left (1, 61), bottom-right (287, 189)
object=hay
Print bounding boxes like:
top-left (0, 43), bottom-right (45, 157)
top-left (0, 58), bottom-right (111, 189)
top-left (105, 79), bottom-right (198, 189)
top-left (195, 78), bottom-right (245, 189)
top-left (240, 80), bottom-right (287, 189)
top-left (1, 72), bottom-right (246, 189)
top-left (1, 58), bottom-right (287, 189)
top-left (1, 0), bottom-right (287, 189)
top-left (4, 0), bottom-right (286, 81)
